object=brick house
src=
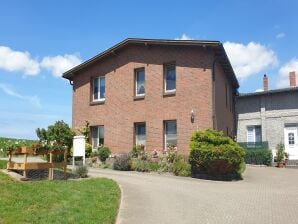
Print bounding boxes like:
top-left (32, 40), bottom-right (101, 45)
top-left (236, 72), bottom-right (298, 160)
top-left (63, 38), bottom-right (239, 154)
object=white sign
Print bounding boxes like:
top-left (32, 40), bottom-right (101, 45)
top-left (73, 135), bottom-right (86, 157)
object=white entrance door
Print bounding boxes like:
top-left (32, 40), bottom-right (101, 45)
top-left (284, 126), bottom-right (298, 160)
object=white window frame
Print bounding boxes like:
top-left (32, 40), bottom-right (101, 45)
top-left (164, 64), bottom-right (176, 93)
top-left (135, 122), bottom-right (146, 147)
top-left (164, 120), bottom-right (177, 150)
top-left (246, 125), bottom-right (262, 143)
top-left (93, 76), bottom-right (105, 102)
top-left (91, 126), bottom-right (104, 149)
top-left (135, 69), bottom-right (145, 97)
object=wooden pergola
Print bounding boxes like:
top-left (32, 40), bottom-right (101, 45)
top-left (7, 147), bottom-right (67, 180)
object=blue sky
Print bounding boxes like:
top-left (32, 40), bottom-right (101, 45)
top-left (0, 0), bottom-right (297, 139)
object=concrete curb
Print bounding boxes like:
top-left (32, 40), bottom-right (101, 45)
top-left (115, 183), bottom-right (124, 224)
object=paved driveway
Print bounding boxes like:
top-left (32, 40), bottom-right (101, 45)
top-left (89, 166), bottom-right (298, 224)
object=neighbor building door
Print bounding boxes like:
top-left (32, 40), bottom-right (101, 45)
top-left (284, 125), bottom-right (298, 160)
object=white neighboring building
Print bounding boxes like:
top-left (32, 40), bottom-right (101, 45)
top-left (236, 72), bottom-right (298, 160)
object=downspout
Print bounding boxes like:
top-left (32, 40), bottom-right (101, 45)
top-left (212, 57), bottom-right (220, 130)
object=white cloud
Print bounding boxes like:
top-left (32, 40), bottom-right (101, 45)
top-left (276, 32), bottom-right (285, 39)
top-left (41, 54), bottom-right (81, 77)
top-left (0, 83), bottom-right (41, 108)
top-left (0, 45), bottom-right (81, 78)
top-left (255, 88), bottom-right (264, 92)
top-left (0, 46), bottom-right (40, 75)
top-left (224, 41), bottom-right (278, 80)
top-left (175, 34), bottom-right (194, 40)
top-left (276, 58), bottom-right (298, 88)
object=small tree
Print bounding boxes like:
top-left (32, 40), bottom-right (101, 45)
top-left (36, 120), bottom-right (75, 149)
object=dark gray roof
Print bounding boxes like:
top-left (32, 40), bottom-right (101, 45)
top-left (62, 38), bottom-right (239, 88)
top-left (238, 86), bottom-right (298, 98)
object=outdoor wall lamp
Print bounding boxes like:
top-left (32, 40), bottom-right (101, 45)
top-left (190, 109), bottom-right (195, 123)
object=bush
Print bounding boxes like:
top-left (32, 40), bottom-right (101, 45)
top-left (149, 162), bottom-right (160, 172)
top-left (245, 149), bottom-right (272, 165)
top-left (189, 129), bottom-right (245, 180)
top-left (98, 147), bottom-right (111, 162)
top-left (74, 165), bottom-right (88, 178)
top-left (131, 159), bottom-right (150, 172)
top-left (172, 156), bottom-right (191, 177)
top-left (130, 145), bottom-right (142, 158)
top-left (85, 143), bottom-right (92, 158)
top-left (113, 154), bottom-right (131, 171)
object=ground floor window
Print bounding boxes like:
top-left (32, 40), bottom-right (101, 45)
top-left (91, 126), bottom-right (104, 149)
top-left (135, 122), bottom-right (146, 147)
top-left (164, 120), bottom-right (177, 149)
top-left (246, 125), bottom-right (262, 143)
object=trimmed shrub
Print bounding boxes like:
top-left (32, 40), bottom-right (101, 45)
top-left (172, 156), bottom-right (191, 177)
top-left (245, 149), bottom-right (272, 165)
top-left (98, 146), bottom-right (111, 162)
top-left (113, 154), bottom-right (131, 171)
top-left (189, 129), bottom-right (245, 180)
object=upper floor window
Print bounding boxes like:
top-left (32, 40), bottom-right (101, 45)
top-left (247, 125), bottom-right (262, 143)
top-left (164, 64), bottom-right (176, 92)
top-left (135, 69), bottom-right (145, 97)
top-left (93, 76), bottom-right (105, 101)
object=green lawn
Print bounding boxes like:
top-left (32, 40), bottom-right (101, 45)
top-left (0, 160), bottom-right (7, 169)
top-left (0, 172), bottom-right (120, 224)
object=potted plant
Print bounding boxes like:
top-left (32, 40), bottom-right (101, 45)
top-left (276, 143), bottom-right (285, 168)
top-left (284, 152), bottom-right (289, 165)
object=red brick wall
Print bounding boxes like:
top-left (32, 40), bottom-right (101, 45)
top-left (72, 44), bottom-right (235, 154)
top-left (214, 62), bottom-right (236, 138)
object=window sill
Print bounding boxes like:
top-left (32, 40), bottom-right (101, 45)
top-left (90, 100), bottom-right (105, 106)
top-left (163, 91), bottom-right (176, 97)
top-left (134, 95), bottom-right (145, 101)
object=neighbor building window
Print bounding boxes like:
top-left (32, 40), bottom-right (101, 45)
top-left (164, 64), bottom-right (176, 92)
top-left (288, 133), bottom-right (295, 145)
top-left (135, 69), bottom-right (145, 96)
top-left (91, 126), bottom-right (104, 149)
top-left (135, 123), bottom-right (146, 147)
top-left (246, 125), bottom-right (262, 143)
top-left (93, 76), bottom-right (105, 101)
top-left (164, 120), bottom-right (177, 149)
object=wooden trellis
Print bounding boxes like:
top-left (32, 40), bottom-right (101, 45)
top-left (7, 146), bottom-right (67, 180)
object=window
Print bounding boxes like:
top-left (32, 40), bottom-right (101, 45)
top-left (135, 69), bottom-right (145, 96)
top-left (247, 126), bottom-right (262, 143)
top-left (288, 133), bottom-right (295, 145)
top-left (93, 76), bottom-right (105, 101)
top-left (164, 120), bottom-right (177, 149)
top-left (91, 126), bottom-right (104, 149)
top-left (164, 64), bottom-right (176, 92)
top-left (135, 123), bottom-right (146, 147)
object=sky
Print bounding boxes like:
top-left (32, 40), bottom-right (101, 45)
top-left (0, 0), bottom-right (298, 139)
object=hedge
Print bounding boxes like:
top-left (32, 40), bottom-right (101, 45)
top-left (245, 149), bottom-right (272, 166)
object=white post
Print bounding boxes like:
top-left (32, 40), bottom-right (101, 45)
top-left (73, 135), bottom-right (86, 167)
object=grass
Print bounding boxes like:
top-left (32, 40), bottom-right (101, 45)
top-left (0, 172), bottom-right (120, 224)
top-left (0, 160), bottom-right (7, 169)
